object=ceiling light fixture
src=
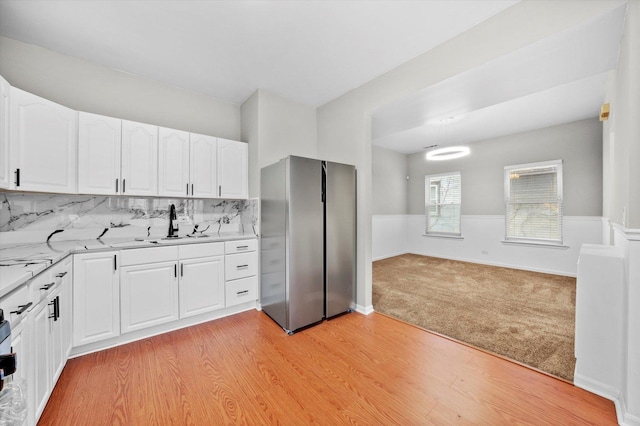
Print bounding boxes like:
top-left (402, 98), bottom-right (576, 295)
top-left (426, 146), bottom-right (470, 161)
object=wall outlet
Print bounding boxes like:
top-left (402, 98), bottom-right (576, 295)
top-left (481, 250), bottom-right (489, 255)
top-left (177, 215), bottom-right (191, 224)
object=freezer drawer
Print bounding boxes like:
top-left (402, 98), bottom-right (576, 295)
top-left (225, 252), bottom-right (257, 281)
top-left (225, 276), bottom-right (258, 307)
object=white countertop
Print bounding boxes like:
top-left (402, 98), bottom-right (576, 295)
top-left (0, 233), bottom-right (258, 298)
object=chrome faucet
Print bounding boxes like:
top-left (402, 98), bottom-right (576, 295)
top-left (167, 204), bottom-right (179, 238)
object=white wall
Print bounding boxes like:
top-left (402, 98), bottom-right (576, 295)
top-left (0, 36), bottom-right (241, 140)
top-left (241, 89), bottom-right (317, 198)
top-left (373, 215), bottom-right (601, 276)
top-left (409, 215), bottom-right (601, 276)
top-left (372, 215), bottom-right (408, 261)
top-left (372, 145), bottom-right (407, 215)
top-left (598, 2), bottom-right (640, 424)
top-left (318, 1), bottom-right (625, 314)
top-left (407, 119), bottom-right (603, 216)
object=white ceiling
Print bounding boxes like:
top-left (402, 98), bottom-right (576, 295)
top-left (0, 0), bottom-right (517, 107)
top-left (372, 4), bottom-right (627, 154)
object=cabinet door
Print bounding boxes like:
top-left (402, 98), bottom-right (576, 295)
top-left (158, 127), bottom-right (190, 197)
top-left (10, 88), bottom-right (77, 193)
top-left (217, 138), bottom-right (248, 199)
top-left (77, 112), bottom-right (122, 195)
top-left (73, 251), bottom-right (120, 346)
top-left (121, 120), bottom-right (158, 196)
top-left (179, 255), bottom-right (225, 318)
top-left (58, 260), bottom-right (73, 359)
top-left (120, 261), bottom-right (179, 333)
top-left (190, 133), bottom-right (217, 198)
top-left (0, 75), bottom-right (9, 189)
top-left (49, 290), bottom-right (65, 387)
top-left (32, 301), bottom-right (51, 421)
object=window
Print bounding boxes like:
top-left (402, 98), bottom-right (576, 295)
top-left (504, 160), bottom-right (563, 244)
top-left (425, 172), bottom-right (461, 235)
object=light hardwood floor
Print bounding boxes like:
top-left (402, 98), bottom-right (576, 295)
top-left (39, 310), bottom-right (616, 425)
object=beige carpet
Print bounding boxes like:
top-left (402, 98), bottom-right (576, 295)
top-left (372, 254), bottom-right (576, 381)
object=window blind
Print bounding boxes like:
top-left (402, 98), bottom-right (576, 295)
top-left (504, 160), bottom-right (563, 243)
top-left (425, 172), bottom-right (461, 235)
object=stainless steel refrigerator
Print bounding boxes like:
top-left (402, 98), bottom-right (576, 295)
top-left (260, 156), bottom-right (356, 334)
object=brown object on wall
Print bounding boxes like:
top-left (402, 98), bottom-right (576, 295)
top-left (600, 102), bottom-right (610, 121)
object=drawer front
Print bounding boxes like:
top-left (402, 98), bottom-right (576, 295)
top-left (225, 276), bottom-right (258, 307)
top-left (225, 252), bottom-right (257, 281)
top-left (120, 246), bottom-right (178, 266)
top-left (30, 270), bottom-right (55, 305)
top-left (225, 239), bottom-right (257, 254)
top-left (0, 284), bottom-right (31, 326)
top-left (179, 242), bottom-right (224, 259)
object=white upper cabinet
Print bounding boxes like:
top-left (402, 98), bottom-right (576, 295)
top-left (0, 75), bottom-right (9, 189)
top-left (121, 120), bottom-right (158, 196)
top-left (190, 133), bottom-right (217, 198)
top-left (217, 138), bottom-right (248, 199)
top-left (10, 88), bottom-right (77, 193)
top-left (77, 112), bottom-right (122, 195)
top-left (158, 127), bottom-right (190, 197)
top-left (2, 81), bottom-right (248, 199)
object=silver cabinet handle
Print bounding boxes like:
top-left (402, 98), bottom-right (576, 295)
top-left (236, 265), bottom-right (249, 269)
top-left (236, 245), bottom-right (248, 250)
top-left (56, 271), bottom-right (68, 278)
top-left (237, 290), bottom-right (249, 296)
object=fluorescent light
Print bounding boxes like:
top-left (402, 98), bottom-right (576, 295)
top-left (426, 146), bottom-right (470, 161)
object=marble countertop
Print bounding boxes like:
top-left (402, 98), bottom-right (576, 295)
top-left (0, 233), bottom-right (258, 298)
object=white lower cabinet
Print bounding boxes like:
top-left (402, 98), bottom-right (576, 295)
top-left (32, 296), bottom-right (51, 421)
top-left (73, 251), bottom-right (120, 346)
top-left (30, 260), bottom-right (72, 425)
top-left (70, 239), bottom-right (256, 340)
top-left (179, 243), bottom-right (225, 318)
top-left (224, 239), bottom-right (258, 308)
top-left (51, 257), bottom-right (73, 381)
top-left (120, 261), bottom-right (179, 333)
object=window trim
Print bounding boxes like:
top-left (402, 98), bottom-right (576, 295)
top-left (424, 171), bottom-right (462, 237)
top-left (504, 159), bottom-right (563, 245)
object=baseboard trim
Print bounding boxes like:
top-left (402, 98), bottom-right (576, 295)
top-left (356, 304), bottom-right (374, 315)
top-left (407, 251), bottom-right (577, 277)
top-left (70, 301), bottom-right (259, 358)
top-left (373, 251), bottom-right (408, 261)
top-left (572, 373), bottom-right (640, 425)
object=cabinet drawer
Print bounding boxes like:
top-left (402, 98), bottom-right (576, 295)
top-left (225, 276), bottom-right (257, 307)
top-left (120, 246), bottom-right (178, 266)
top-left (225, 252), bottom-right (257, 281)
top-left (179, 242), bottom-right (224, 259)
top-left (0, 284), bottom-right (31, 327)
top-left (225, 239), bottom-right (257, 254)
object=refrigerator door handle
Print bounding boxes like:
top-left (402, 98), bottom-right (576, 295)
top-left (321, 161), bottom-right (327, 202)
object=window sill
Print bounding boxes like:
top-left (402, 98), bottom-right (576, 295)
top-left (501, 240), bottom-right (569, 249)
top-left (423, 234), bottom-right (464, 240)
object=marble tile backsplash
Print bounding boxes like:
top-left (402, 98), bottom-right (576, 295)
top-left (0, 193), bottom-right (259, 243)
